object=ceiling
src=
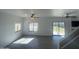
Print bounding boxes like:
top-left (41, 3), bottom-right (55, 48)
top-left (0, 9), bottom-right (79, 17)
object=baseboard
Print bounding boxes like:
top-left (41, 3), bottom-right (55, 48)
top-left (23, 34), bottom-right (52, 37)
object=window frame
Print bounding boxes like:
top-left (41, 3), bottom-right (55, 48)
top-left (15, 23), bottom-right (21, 32)
top-left (29, 22), bottom-right (38, 32)
top-left (53, 22), bottom-right (65, 36)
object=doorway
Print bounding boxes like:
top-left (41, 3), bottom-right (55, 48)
top-left (53, 22), bottom-right (65, 37)
top-left (52, 22), bottom-right (65, 48)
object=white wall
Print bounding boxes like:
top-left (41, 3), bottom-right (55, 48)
top-left (0, 13), bottom-right (23, 48)
top-left (22, 17), bottom-right (51, 36)
top-left (22, 17), bottom-right (72, 37)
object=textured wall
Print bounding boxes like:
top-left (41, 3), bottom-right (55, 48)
top-left (0, 13), bottom-right (22, 48)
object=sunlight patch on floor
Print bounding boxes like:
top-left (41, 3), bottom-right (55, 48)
top-left (13, 38), bottom-right (34, 44)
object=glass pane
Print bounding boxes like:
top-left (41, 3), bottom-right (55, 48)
top-left (15, 24), bottom-right (18, 32)
top-left (53, 22), bottom-right (59, 35)
top-left (18, 24), bottom-right (21, 31)
top-left (29, 23), bottom-right (33, 31)
top-left (34, 23), bottom-right (38, 32)
top-left (59, 22), bottom-right (65, 35)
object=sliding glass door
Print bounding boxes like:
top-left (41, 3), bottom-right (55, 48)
top-left (53, 22), bottom-right (65, 36)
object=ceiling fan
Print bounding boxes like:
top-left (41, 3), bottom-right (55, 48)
top-left (24, 9), bottom-right (40, 20)
top-left (65, 12), bottom-right (77, 18)
top-left (30, 13), bottom-right (40, 20)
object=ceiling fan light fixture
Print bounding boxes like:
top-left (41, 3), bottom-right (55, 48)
top-left (31, 17), bottom-right (34, 20)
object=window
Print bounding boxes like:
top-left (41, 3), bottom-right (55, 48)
top-left (15, 23), bottom-right (21, 32)
top-left (53, 22), bottom-right (65, 36)
top-left (29, 22), bottom-right (38, 32)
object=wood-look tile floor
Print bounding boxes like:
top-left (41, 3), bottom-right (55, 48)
top-left (7, 36), bottom-right (63, 49)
